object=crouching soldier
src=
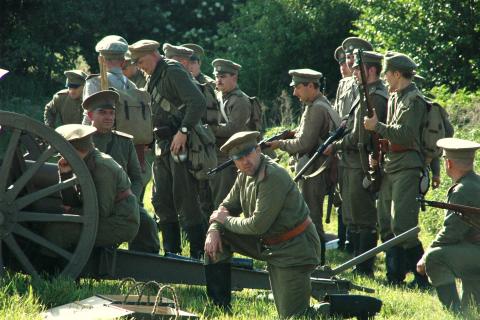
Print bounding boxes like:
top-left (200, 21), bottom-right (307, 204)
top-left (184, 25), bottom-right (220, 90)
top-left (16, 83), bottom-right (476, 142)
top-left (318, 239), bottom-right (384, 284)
top-left (45, 124), bottom-right (140, 248)
top-left (204, 131), bottom-right (321, 319)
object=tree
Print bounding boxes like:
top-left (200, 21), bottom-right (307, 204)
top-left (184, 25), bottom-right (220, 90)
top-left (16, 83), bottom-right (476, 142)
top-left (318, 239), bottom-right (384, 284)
top-left (349, 0), bottom-right (480, 91)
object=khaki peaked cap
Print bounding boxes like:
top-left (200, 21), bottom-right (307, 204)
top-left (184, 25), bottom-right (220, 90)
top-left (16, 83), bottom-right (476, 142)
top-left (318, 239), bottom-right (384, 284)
top-left (288, 68), bottom-right (322, 86)
top-left (220, 131), bottom-right (260, 159)
top-left (437, 138), bottom-right (480, 160)
top-left (212, 59), bottom-right (241, 75)
top-left (162, 43), bottom-right (193, 59)
top-left (128, 40), bottom-right (161, 62)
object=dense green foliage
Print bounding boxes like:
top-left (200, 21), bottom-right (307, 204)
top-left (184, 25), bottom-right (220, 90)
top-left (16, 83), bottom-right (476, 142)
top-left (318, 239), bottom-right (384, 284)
top-left (350, 0), bottom-right (480, 91)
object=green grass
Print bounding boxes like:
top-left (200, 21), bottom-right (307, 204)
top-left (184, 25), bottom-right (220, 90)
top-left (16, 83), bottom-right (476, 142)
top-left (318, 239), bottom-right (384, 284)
top-left (0, 99), bottom-right (479, 318)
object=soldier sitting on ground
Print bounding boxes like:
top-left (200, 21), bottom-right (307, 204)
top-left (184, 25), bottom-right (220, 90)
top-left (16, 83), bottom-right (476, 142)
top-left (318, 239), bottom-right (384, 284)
top-left (44, 124), bottom-right (140, 249)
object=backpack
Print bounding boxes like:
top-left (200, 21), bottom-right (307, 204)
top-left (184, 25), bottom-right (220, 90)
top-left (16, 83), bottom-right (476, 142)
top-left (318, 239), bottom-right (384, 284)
top-left (111, 87), bottom-right (153, 145)
top-left (186, 123), bottom-right (218, 180)
top-left (420, 98), bottom-right (453, 162)
top-left (197, 82), bottom-right (220, 125)
top-left (248, 96), bottom-right (263, 131)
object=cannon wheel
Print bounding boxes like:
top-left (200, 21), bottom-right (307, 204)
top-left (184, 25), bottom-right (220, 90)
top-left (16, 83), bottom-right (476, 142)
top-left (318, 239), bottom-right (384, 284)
top-left (0, 111), bottom-right (98, 279)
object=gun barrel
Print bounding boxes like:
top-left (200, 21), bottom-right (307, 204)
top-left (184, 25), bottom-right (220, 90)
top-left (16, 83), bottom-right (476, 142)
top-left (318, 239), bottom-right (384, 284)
top-left (330, 226), bottom-right (420, 276)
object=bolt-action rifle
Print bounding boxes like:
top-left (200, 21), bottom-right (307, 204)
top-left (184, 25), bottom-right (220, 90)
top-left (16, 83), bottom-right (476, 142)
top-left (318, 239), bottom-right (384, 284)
top-left (418, 197), bottom-right (480, 231)
top-left (207, 129), bottom-right (294, 176)
top-left (357, 49), bottom-right (382, 192)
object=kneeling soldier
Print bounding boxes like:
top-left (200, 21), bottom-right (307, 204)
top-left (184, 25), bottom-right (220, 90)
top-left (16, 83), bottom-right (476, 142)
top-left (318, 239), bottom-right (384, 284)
top-left (417, 138), bottom-right (480, 312)
top-left (204, 131), bottom-right (321, 319)
top-left (47, 124), bottom-right (140, 248)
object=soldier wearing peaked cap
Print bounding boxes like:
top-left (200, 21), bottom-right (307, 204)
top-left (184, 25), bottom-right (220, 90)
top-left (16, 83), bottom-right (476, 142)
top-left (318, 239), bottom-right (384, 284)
top-left (331, 37), bottom-right (373, 254)
top-left (209, 58), bottom-right (255, 210)
top-left (129, 39), bottom-right (207, 259)
top-left (44, 70), bottom-right (87, 128)
top-left (162, 43), bottom-right (193, 69)
top-left (334, 46), bottom-right (351, 79)
top-left (182, 43), bottom-right (217, 92)
top-left (83, 90), bottom-right (160, 254)
top-left (324, 51), bottom-right (388, 276)
top-left (416, 138), bottom-right (480, 312)
top-left (123, 50), bottom-right (148, 89)
top-left (44, 124), bottom-right (140, 248)
top-left (364, 52), bottom-right (430, 287)
top-left (205, 131), bottom-right (321, 318)
top-left (82, 35), bottom-right (137, 125)
top-left (267, 68), bottom-right (340, 265)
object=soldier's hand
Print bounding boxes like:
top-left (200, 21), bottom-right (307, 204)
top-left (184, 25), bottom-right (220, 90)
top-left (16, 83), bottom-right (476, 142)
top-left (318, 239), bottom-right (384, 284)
top-left (264, 140), bottom-right (281, 150)
top-left (205, 230), bottom-right (223, 262)
top-left (416, 256), bottom-right (426, 276)
top-left (323, 145), bottom-right (334, 156)
top-left (170, 131), bottom-right (187, 155)
top-left (210, 209), bottom-right (229, 225)
top-left (364, 109), bottom-right (378, 131)
top-left (432, 175), bottom-right (441, 189)
top-left (58, 157), bottom-right (72, 174)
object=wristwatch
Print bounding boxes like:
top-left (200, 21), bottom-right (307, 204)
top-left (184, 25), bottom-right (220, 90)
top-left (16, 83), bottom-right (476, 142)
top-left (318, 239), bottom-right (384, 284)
top-left (180, 126), bottom-right (189, 134)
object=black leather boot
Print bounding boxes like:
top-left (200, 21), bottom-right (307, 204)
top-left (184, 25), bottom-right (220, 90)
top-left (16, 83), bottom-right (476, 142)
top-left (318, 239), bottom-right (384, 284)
top-left (405, 244), bottom-right (432, 290)
top-left (436, 283), bottom-right (461, 313)
top-left (205, 263), bottom-right (232, 312)
top-left (161, 222), bottom-right (182, 254)
top-left (355, 230), bottom-right (377, 277)
top-left (385, 245), bottom-right (406, 285)
top-left (184, 224), bottom-right (206, 259)
top-left (337, 207), bottom-right (346, 250)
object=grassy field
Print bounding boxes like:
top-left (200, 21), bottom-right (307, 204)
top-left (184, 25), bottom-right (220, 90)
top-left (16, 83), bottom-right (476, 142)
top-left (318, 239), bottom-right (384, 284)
top-left (0, 92), bottom-right (479, 319)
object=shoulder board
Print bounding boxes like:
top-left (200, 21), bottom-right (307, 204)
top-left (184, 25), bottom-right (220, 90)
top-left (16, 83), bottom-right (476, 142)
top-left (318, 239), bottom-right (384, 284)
top-left (57, 88), bottom-right (69, 95)
top-left (112, 130), bottom-right (133, 139)
top-left (86, 74), bottom-right (100, 80)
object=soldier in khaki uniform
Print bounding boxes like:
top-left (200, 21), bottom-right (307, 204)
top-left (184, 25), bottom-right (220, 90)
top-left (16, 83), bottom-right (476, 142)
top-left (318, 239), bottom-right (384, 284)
top-left (44, 70), bottom-right (87, 128)
top-left (209, 59), bottom-right (253, 208)
top-left (129, 40), bottom-right (207, 259)
top-left (84, 90), bottom-right (160, 253)
top-left (45, 124), bottom-right (140, 248)
top-left (204, 131), bottom-right (321, 318)
top-left (417, 138), bottom-right (480, 312)
top-left (333, 38), bottom-right (373, 253)
top-left (364, 53), bottom-right (429, 287)
top-left (123, 50), bottom-right (148, 89)
top-left (267, 69), bottom-right (340, 265)
top-left (325, 51), bottom-right (388, 275)
top-left (162, 43), bottom-right (193, 69)
top-left (83, 35), bottom-right (137, 125)
top-left (182, 43), bottom-right (216, 90)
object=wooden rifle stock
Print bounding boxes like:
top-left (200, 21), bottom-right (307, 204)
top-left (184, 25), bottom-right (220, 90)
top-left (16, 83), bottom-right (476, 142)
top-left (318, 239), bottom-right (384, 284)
top-left (99, 56), bottom-right (109, 90)
top-left (357, 50), bottom-right (381, 188)
top-left (418, 197), bottom-right (480, 231)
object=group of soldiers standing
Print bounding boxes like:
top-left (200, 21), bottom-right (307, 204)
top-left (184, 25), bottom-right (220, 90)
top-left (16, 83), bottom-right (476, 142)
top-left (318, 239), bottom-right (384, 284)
top-left (38, 33), bottom-right (480, 318)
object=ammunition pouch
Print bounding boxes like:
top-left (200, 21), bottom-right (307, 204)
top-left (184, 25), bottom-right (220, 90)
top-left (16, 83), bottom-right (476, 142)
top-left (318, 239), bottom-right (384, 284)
top-left (325, 294), bottom-right (382, 319)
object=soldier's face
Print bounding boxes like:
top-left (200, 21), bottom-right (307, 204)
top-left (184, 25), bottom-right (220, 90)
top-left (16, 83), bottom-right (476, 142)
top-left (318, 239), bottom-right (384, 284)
top-left (293, 83), bottom-right (311, 103)
top-left (384, 70), bottom-right (400, 91)
top-left (136, 54), bottom-right (156, 75)
top-left (340, 63), bottom-right (351, 78)
top-left (346, 53), bottom-right (355, 71)
top-left (90, 109), bottom-right (115, 132)
top-left (215, 73), bottom-right (236, 93)
top-left (68, 86), bottom-right (83, 100)
top-left (188, 60), bottom-right (201, 77)
top-left (233, 147), bottom-right (261, 176)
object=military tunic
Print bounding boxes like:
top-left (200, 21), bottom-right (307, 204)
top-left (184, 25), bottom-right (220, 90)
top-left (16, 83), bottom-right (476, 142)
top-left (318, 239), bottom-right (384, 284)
top-left (333, 76), bottom-right (358, 118)
top-left (93, 131), bottom-right (159, 253)
top-left (332, 80), bottom-right (387, 230)
top-left (147, 58), bottom-right (206, 228)
top-left (278, 94), bottom-right (340, 238)
top-left (208, 155), bottom-right (321, 318)
top-left (425, 171), bottom-right (480, 306)
top-left (45, 149), bottom-right (140, 247)
top-left (374, 83), bottom-right (427, 248)
top-left (210, 86), bottom-right (252, 208)
top-left (82, 67), bottom-right (137, 125)
top-left (128, 69), bottom-right (148, 89)
top-left (44, 89), bottom-right (83, 128)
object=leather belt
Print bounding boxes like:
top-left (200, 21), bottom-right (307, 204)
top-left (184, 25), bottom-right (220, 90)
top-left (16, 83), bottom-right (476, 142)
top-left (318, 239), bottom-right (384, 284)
top-left (379, 139), bottom-right (413, 153)
top-left (261, 217), bottom-right (312, 246)
top-left (116, 188), bottom-right (133, 202)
